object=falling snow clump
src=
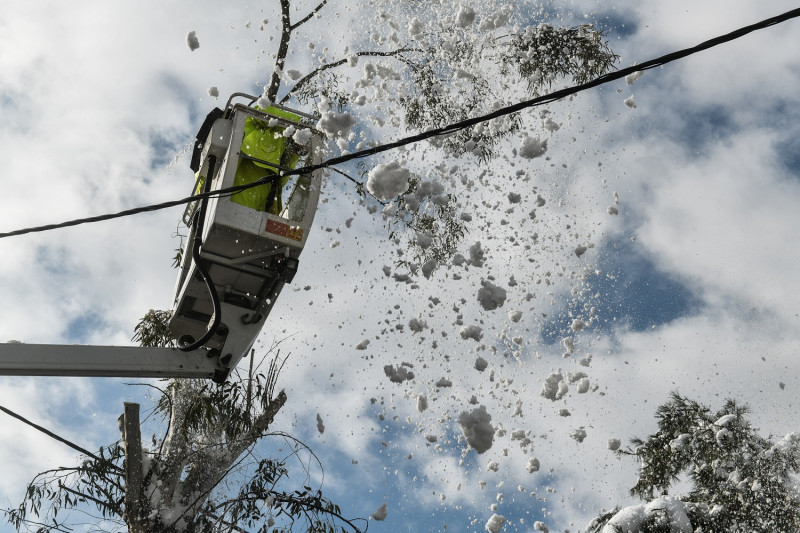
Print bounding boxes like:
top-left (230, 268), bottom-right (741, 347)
top-left (409, 318), bottom-right (427, 333)
top-left (435, 377), bottom-right (453, 388)
top-left (519, 135), bottom-right (548, 159)
top-left (460, 325), bottom-right (484, 342)
top-left (485, 513), bottom-right (506, 533)
top-left (186, 30), bottom-right (199, 51)
top-left (477, 279), bottom-right (507, 311)
top-left (469, 241), bottom-right (486, 267)
top-left (384, 364), bottom-right (415, 384)
top-left (316, 109), bottom-right (356, 137)
top-left (459, 405), bottom-right (495, 454)
top-left (417, 393), bottom-right (428, 412)
top-left (475, 356), bottom-right (488, 372)
top-left (526, 457), bottom-right (540, 473)
top-left (316, 414), bottom-right (325, 434)
top-left (371, 503), bottom-right (388, 521)
top-left (366, 161), bottom-right (411, 201)
top-left (456, 5), bottom-right (476, 27)
top-left (541, 372), bottom-right (568, 401)
top-left (571, 427), bottom-right (587, 443)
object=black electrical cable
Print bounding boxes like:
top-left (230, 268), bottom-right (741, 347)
top-left (1, 6), bottom-right (798, 241)
top-left (178, 155), bottom-right (222, 351)
top-left (0, 403), bottom-right (124, 472)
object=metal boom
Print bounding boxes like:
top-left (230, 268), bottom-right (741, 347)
top-left (0, 343), bottom-right (226, 380)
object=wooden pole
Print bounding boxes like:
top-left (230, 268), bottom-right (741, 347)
top-left (120, 402), bottom-right (145, 533)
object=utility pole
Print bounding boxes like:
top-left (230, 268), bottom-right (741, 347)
top-left (120, 402), bottom-right (145, 533)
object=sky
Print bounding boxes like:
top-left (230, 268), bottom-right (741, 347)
top-left (1, 0), bottom-right (799, 532)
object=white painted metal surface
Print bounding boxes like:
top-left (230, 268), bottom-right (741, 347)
top-left (0, 343), bottom-right (224, 379)
top-left (168, 98), bottom-right (323, 376)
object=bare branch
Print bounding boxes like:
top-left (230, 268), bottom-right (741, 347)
top-left (280, 47), bottom-right (421, 104)
top-left (290, 0), bottom-right (329, 31)
top-left (266, 0), bottom-right (293, 102)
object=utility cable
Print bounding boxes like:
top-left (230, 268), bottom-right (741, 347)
top-left (0, 403), bottom-right (124, 473)
top-left (1, 6), bottom-right (798, 241)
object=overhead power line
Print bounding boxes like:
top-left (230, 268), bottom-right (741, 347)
top-left (1, 6), bottom-right (798, 241)
top-left (0, 403), bottom-right (124, 472)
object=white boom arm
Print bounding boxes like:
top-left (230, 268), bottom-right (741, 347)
top-left (0, 344), bottom-right (227, 380)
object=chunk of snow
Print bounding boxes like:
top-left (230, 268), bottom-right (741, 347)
top-left (519, 135), bottom-right (548, 159)
top-left (624, 95), bottom-right (636, 109)
top-left (460, 325), bottom-right (484, 341)
top-left (384, 364), bottom-right (414, 383)
top-left (371, 502), bottom-right (388, 521)
top-left (602, 496), bottom-right (692, 533)
top-left (317, 110), bottom-right (356, 136)
top-left (625, 70), bottom-right (643, 85)
top-left (285, 69), bottom-right (302, 80)
top-left (607, 206), bottom-right (619, 215)
top-left (417, 393), bottom-right (428, 412)
top-left (207, 86), bottom-right (219, 97)
top-left (571, 319), bottom-right (585, 332)
top-left (292, 128), bottom-right (313, 145)
top-left (367, 161), bottom-right (411, 201)
top-left (541, 373), bottom-right (568, 401)
top-left (575, 245), bottom-right (587, 257)
top-left (485, 514), bottom-right (505, 533)
top-left (475, 356), bottom-right (488, 372)
top-left (526, 457), bottom-right (540, 472)
top-left (608, 438), bottom-right (621, 451)
top-left (435, 377), bottom-right (453, 388)
top-left (409, 17), bottom-right (424, 37)
top-left (409, 318), bottom-right (427, 333)
top-left (534, 521), bottom-right (549, 533)
top-left (456, 5), bottom-right (476, 27)
top-left (477, 280), bottom-right (507, 311)
top-left (316, 414), bottom-right (325, 434)
top-left (459, 405), bottom-right (495, 454)
top-left (186, 31), bottom-right (200, 51)
top-left (469, 241), bottom-right (486, 267)
top-left (508, 310), bottom-right (522, 323)
top-left (355, 339), bottom-right (370, 350)
top-left (543, 117), bottom-right (560, 132)
top-left (571, 427), bottom-right (587, 443)
top-left (714, 413), bottom-right (737, 427)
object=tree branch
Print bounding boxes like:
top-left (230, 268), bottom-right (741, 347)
top-left (267, 0), bottom-right (293, 102)
top-left (290, 0), bottom-right (328, 30)
top-left (280, 47), bottom-right (421, 104)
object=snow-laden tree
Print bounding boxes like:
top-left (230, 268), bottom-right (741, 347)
top-left (260, 0), bottom-right (618, 268)
top-left (586, 393), bottom-right (800, 533)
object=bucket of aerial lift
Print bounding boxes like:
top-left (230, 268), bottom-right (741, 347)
top-left (168, 95), bottom-right (323, 380)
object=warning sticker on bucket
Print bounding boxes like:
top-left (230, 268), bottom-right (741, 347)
top-left (266, 219), bottom-right (304, 242)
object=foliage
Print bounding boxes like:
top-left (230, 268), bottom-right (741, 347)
top-left (4, 444), bottom-right (125, 533)
top-left (4, 343), bottom-right (363, 533)
top-left (133, 309), bottom-right (177, 348)
top-left (586, 392), bottom-right (800, 533)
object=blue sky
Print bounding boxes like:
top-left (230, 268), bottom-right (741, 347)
top-left (1, 1), bottom-right (799, 532)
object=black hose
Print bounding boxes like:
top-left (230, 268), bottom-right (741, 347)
top-left (179, 155), bottom-right (222, 352)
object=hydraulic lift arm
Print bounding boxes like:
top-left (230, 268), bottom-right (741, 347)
top-left (0, 343), bottom-right (228, 381)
